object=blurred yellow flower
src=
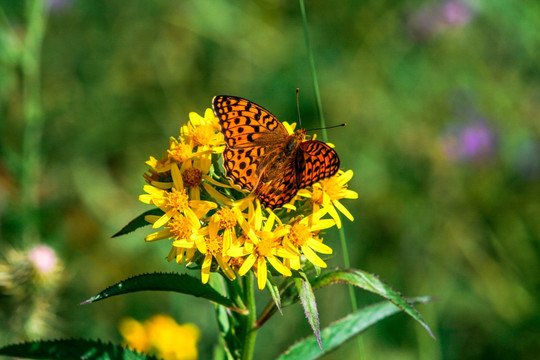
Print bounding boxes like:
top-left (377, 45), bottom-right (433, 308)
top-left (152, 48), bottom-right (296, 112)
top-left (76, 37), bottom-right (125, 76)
top-left (120, 314), bottom-right (200, 360)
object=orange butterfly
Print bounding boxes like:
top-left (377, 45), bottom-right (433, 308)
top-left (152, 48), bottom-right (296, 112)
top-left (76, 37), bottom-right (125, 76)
top-left (212, 95), bottom-right (340, 210)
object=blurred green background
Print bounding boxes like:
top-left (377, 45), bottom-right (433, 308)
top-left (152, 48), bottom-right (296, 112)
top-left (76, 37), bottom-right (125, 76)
top-left (1, 0), bottom-right (540, 359)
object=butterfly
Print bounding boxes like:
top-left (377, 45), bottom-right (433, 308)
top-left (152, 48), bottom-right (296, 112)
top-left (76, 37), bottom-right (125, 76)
top-left (212, 95), bottom-right (340, 210)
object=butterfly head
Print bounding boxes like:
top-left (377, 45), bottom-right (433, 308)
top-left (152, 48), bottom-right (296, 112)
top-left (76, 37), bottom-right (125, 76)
top-left (294, 128), bottom-right (307, 140)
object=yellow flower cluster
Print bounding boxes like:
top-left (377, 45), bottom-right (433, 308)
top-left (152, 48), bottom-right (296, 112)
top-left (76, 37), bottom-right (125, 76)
top-left (119, 314), bottom-right (199, 360)
top-left (139, 109), bottom-right (357, 289)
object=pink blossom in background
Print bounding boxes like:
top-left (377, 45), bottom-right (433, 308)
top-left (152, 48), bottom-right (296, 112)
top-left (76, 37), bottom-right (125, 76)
top-left (408, 0), bottom-right (474, 40)
top-left (28, 245), bottom-right (58, 275)
top-left (443, 0), bottom-right (472, 26)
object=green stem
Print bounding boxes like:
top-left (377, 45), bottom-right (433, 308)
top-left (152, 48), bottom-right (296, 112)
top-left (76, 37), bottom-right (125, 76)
top-left (242, 273), bottom-right (257, 360)
top-left (299, 1), bottom-right (364, 357)
top-left (21, 0), bottom-right (46, 244)
top-left (298, 0), bottom-right (327, 141)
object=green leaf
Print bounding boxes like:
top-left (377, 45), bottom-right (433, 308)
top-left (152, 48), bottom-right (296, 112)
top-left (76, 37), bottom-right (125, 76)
top-left (294, 272), bottom-right (321, 349)
top-left (0, 339), bottom-right (158, 360)
top-left (215, 304), bottom-right (242, 360)
top-left (277, 296), bottom-right (434, 360)
top-left (311, 268), bottom-right (434, 338)
top-left (81, 272), bottom-right (246, 314)
top-left (266, 272), bottom-right (282, 315)
top-left (112, 209), bottom-right (164, 238)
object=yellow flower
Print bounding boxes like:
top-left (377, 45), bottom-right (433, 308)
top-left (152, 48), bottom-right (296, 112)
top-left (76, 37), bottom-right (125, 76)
top-left (139, 163), bottom-right (217, 228)
top-left (213, 206), bottom-right (245, 252)
top-left (181, 109), bottom-right (224, 151)
top-left (119, 315), bottom-right (200, 360)
top-left (143, 213), bottom-right (202, 265)
top-left (198, 214), bottom-right (236, 284)
top-left (282, 211), bottom-right (335, 269)
top-left (178, 156), bottom-right (210, 201)
top-left (228, 203), bottom-right (296, 289)
top-left (297, 169), bottom-right (358, 228)
top-left (119, 317), bottom-right (149, 353)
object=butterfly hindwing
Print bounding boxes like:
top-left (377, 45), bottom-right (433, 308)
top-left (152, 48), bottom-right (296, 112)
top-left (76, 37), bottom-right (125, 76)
top-left (296, 140), bottom-right (340, 189)
top-left (255, 162), bottom-right (298, 209)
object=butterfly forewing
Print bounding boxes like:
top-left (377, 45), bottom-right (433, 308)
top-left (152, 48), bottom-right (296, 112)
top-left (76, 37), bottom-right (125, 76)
top-left (213, 95), bottom-right (288, 148)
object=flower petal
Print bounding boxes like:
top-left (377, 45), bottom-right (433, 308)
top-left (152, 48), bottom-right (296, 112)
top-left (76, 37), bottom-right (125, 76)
top-left (145, 229), bottom-right (173, 242)
top-left (302, 245), bottom-right (327, 268)
top-left (171, 163), bottom-right (184, 191)
top-left (201, 254), bottom-right (212, 284)
top-left (256, 257), bottom-right (268, 289)
top-left (238, 254), bottom-right (256, 276)
top-left (306, 238), bottom-right (333, 254)
top-left (333, 199), bottom-right (354, 221)
top-left (267, 255), bottom-right (292, 277)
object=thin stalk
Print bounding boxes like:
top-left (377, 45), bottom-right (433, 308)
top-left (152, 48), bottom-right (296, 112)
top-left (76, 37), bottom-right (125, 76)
top-left (20, 0), bottom-right (46, 243)
top-left (241, 273), bottom-right (257, 360)
top-left (299, 1), bottom-right (364, 358)
top-left (298, 0), bottom-right (327, 141)
top-left (339, 226), bottom-right (360, 311)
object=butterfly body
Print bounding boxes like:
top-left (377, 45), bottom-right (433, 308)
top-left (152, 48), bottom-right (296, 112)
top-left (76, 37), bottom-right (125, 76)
top-left (212, 95), bottom-right (340, 209)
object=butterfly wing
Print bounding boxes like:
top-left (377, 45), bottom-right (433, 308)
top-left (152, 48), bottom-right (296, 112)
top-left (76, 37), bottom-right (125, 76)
top-left (213, 95), bottom-right (289, 191)
top-left (256, 140), bottom-right (341, 210)
top-left (213, 95), bottom-right (289, 148)
top-left (296, 140), bottom-right (340, 189)
top-left (255, 161), bottom-right (298, 209)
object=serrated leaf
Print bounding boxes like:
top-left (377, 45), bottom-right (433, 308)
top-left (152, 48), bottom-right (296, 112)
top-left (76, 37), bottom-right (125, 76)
top-left (81, 272), bottom-right (246, 314)
top-left (311, 268), bottom-right (434, 338)
top-left (277, 296), bottom-right (434, 360)
top-left (266, 272), bottom-right (282, 315)
top-left (112, 209), bottom-right (164, 238)
top-left (294, 273), bottom-right (321, 350)
top-left (0, 338), bottom-right (158, 360)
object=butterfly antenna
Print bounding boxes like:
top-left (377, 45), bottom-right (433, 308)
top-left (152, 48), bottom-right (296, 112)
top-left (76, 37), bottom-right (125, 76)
top-left (296, 88), bottom-right (302, 128)
top-left (306, 123), bottom-right (347, 132)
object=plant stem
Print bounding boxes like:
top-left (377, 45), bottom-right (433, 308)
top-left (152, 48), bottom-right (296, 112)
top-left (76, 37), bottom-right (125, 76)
top-left (21, 0), bottom-right (46, 244)
top-left (298, 0), bottom-right (327, 141)
top-left (242, 273), bottom-right (257, 360)
top-left (299, 1), bottom-right (364, 357)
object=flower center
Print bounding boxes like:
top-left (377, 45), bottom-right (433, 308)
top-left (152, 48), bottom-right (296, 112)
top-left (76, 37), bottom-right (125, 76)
top-left (182, 168), bottom-right (203, 188)
top-left (321, 177), bottom-right (345, 199)
top-left (217, 208), bottom-right (237, 229)
top-left (229, 256), bottom-right (245, 271)
top-left (168, 215), bottom-right (192, 240)
top-left (167, 188), bottom-right (189, 212)
top-left (288, 222), bottom-right (311, 247)
top-left (255, 237), bottom-right (275, 257)
top-left (168, 141), bottom-right (193, 163)
top-left (206, 235), bottom-right (223, 256)
top-left (192, 124), bottom-right (215, 147)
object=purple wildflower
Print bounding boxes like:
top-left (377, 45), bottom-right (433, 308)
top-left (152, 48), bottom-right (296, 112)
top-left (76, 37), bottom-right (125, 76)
top-left (442, 120), bottom-right (497, 163)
